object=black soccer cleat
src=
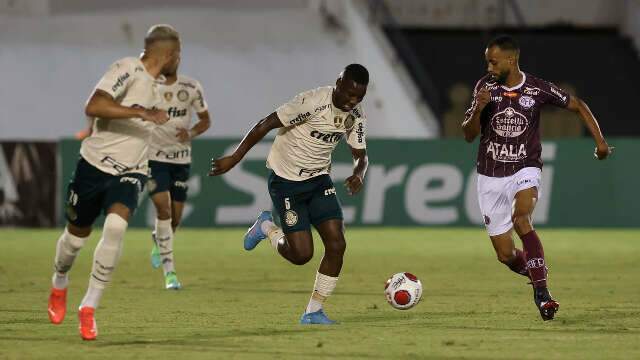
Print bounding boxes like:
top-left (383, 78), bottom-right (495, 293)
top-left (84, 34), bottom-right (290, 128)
top-left (533, 287), bottom-right (559, 321)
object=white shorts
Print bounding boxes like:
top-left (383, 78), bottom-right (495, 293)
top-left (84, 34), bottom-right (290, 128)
top-left (477, 167), bottom-right (542, 236)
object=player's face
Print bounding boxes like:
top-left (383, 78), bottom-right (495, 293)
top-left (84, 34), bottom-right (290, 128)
top-left (161, 40), bottom-right (181, 76)
top-left (485, 46), bottom-right (512, 84)
top-left (333, 78), bottom-right (367, 112)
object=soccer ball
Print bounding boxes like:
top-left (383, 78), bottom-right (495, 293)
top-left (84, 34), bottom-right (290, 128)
top-left (384, 272), bottom-right (423, 310)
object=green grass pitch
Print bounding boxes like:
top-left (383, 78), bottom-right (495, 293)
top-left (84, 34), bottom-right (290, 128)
top-left (1, 228), bottom-right (639, 359)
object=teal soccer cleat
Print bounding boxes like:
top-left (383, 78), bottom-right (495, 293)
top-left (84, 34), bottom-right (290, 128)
top-left (243, 211), bottom-right (273, 251)
top-left (299, 309), bottom-right (336, 325)
top-left (165, 271), bottom-right (182, 290)
top-left (150, 232), bottom-right (162, 269)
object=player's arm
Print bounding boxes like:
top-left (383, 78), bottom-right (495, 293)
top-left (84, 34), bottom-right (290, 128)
top-left (462, 85), bottom-right (490, 142)
top-left (345, 147), bottom-right (368, 195)
top-left (177, 110), bottom-right (211, 142)
top-left (85, 90), bottom-right (167, 124)
top-left (208, 112), bottom-right (283, 176)
top-left (566, 96), bottom-right (613, 160)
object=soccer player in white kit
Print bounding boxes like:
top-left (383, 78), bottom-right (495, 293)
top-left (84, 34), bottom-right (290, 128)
top-left (47, 24), bottom-right (180, 340)
top-left (147, 62), bottom-right (211, 290)
top-left (210, 64), bottom-right (369, 324)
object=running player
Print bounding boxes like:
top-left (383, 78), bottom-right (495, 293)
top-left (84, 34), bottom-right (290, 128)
top-left (209, 64), bottom-right (369, 324)
top-left (147, 59), bottom-right (210, 290)
top-left (47, 24), bottom-right (179, 340)
top-left (462, 35), bottom-right (613, 320)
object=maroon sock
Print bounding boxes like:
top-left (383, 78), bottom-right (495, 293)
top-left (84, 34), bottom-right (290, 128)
top-left (520, 230), bottom-right (547, 288)
top-left (506, 248), bottom-right (529, 278)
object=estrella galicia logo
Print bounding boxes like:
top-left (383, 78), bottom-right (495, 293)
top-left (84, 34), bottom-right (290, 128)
top-left (111, 72), bottom-right (130, 93)
top-left (289, 112), bottom-right (311, 125)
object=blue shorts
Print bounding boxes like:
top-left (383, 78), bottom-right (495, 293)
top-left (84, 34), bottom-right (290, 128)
top-left (148, 160), bottom-right (190, 202)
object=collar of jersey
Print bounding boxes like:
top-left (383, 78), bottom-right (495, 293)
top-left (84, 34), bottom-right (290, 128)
top-left (135, 57), bottom-right (166, 84)
top-left (500, 71), bottom-right (526, 91)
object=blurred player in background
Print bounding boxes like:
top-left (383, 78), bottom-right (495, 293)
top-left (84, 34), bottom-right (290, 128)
top-left (147, 54), bottom-right (211, 290)
top-left (462, 35), bottom-right (613, 320)
top-left (209, 64), bottom-right (369, 324)
top-left (47, 24), bottom-right (179, 340)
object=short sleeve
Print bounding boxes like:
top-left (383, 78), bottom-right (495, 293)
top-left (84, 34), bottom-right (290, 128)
top-left (541, 81), bottom-right (570, 108)
top-left (191, 80), bottom-right (208, 113)
top-left (346, 107), bottom-right (366, 149)
top-left (275, 90), bottom-right (319, 127)
top-left (94, 59), bottom-right (135, 99)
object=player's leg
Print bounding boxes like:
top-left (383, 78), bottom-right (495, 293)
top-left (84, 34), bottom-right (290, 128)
top-left (490, 230), bottom-right (529, 278)
top-left (477, 173), bottom-right (528, 277)
top-left (170, 201), bottom-right (185, 233)
top-left (78, 173), bottom-right (145, 340)
top-left (49, 158), bottom-right (102, 325)
top-left (148, 161), bottom-right (172, 271)
top-left (512, 186), bottom-right (559, 320)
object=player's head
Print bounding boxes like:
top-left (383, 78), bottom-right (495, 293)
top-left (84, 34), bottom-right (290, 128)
top-left (485, 35), bottom-right (520, 84)
top-left (333, 64), bottom-right (369, 112)
top-left (144, 24), bottom-right (181, 76)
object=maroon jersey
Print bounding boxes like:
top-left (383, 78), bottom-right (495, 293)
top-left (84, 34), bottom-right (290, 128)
top-left (465, 72), bottom-right (571, 177)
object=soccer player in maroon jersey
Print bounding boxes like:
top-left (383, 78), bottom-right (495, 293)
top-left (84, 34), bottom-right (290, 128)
top-left (462, 35), bottom-right (613, 320)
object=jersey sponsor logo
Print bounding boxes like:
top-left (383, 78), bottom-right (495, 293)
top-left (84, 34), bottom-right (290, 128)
top-left (491, 96), bottom-right (503, 103)
top-left (196, 90), bottom-right (205, 109)
top-left (173, 180), bottom-right (188, 189)
top-left (314, 104), bottom-right (330, 113)
top-left (351, 107), bottom-right (362, 118)
top-left (503, 91), bottom-right (518, 98)
top-left (177, 89), bottom-right (189, 102)
top-left (134, 66), bottom-right (145, 73)
top-left (519, 95), bottom-right (535, 109)
top-left (289, 111), bottom-right (311, 125)
top-left (485, 84), bottom-right (499, 90)
top-left (491, 107), bottom-right (529, 138)
top-left (523, 86), bottom-right (540, 96)
top-left (164, 92), bottom-right (173, 102)
top-left (155, 149), bottom-right (191, 160)
top-left (310, 130), bottom-right (343, 143)
top-left (324, 187), bottom-right (336, 196)
top-left (356, 122), bottom-right (365, 143)
top-left (111, 73), bottom-right (130, 93)
top-left (178, 81), bottom-right (196, 89)
top-left (101, 156), bottom-right (131, 174)
top-left (550, 87), bottom-right (567, 102)
top-left (167, 107), bottom-right (188, 118)
top-left (486, 140), bottom-right (527, 163)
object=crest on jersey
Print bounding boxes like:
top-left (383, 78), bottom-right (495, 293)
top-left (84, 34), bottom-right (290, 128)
top-left (164, 92), bottom-right (173, 102)
top-left (177, 90), bottom-right (189, 102)
top-left (519, 96), bottom-right (535, 109)
top-left (344, 114), bottom-right (355, 130)
top-left (284, 210), bottom-right (298, 226)
top-left (334, 116), bottom-right (343, 128)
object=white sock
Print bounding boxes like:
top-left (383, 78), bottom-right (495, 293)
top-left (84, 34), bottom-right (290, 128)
top-left (261, 220), bottom-right (285, 249)
top-left (80, 213), bottom-right (127, 309)
top-left (155, 218), bottom-right (175, 275)
top-left (52, 227), bottom-right (89, 288)
top-left (305, 272), bottom-right (339, 314)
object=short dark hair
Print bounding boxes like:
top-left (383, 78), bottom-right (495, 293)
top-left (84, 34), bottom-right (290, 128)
top-left (342, 64), bottom-right (369, 85)
top-left (487, 35), bottom-right (519, 52)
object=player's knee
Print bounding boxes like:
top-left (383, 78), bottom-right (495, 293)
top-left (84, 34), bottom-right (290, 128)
top-left (496, 249), bottom-right (515, 264)
top-left (156, 207), bottom-right (172, 221)
top-left (512, 213), bottom-right (531, 233)
top-left (325, 238), bottom-right (346, 258)
top-left (291, 248), bottom-right (313, 265)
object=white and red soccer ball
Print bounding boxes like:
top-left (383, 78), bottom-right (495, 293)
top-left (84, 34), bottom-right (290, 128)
top-left (384, 272), bottom-right (423, 310)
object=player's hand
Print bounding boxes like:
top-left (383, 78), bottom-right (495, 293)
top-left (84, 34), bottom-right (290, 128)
top-left (594, 141), bottom-right (614, 160)
top-left (141, 109), bottom-right (169, 125)
top-left (344, 174), bottom-right (363, 195)
top-left (209, 155), bottom-right (239, 176)
top-left (176, 127), bottom-right (190, 143)
top-left (474, 87), bottom-right (490, 111)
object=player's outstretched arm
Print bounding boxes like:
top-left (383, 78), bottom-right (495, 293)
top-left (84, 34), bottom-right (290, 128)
top-left (566, 96), bottom-right (613, 160)
top-left (344, 147), bottom-right (368, 195)
top-left (462, 87), bottom-right (490, 142)
top-left (209, 112), bottom-right (283, 176)
top-left (85, 90), bottom-right (168, 124)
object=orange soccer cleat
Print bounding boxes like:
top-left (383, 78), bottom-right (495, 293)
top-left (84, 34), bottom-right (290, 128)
top-left (47, 288), bottom-right (67, 324)
top-left (78, 307), bottom-right (98, 340)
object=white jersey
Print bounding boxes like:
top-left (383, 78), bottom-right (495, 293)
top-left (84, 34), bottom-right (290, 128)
top-left (80, 57), bottom-right (163, 176)
top-left (267, 86), bottom-right (367, 181)
top-left (149, 75), bottom-right (208, 164)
